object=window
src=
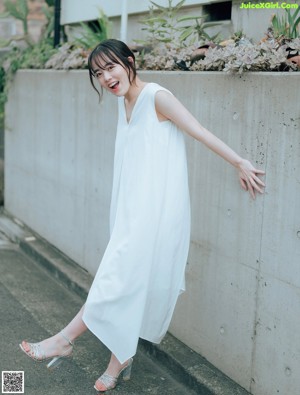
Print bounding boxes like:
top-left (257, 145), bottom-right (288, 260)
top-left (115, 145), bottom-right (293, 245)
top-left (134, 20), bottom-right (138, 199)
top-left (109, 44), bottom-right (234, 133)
top-left (203, 1), bottom-right (232, 22)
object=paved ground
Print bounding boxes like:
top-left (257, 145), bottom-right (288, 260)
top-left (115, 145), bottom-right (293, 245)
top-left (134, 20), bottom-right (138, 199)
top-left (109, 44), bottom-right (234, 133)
top-left (2, 220), bottom-right (211, 395)
top-left (0, 237), bottom-right (201, 395)
top-left (0, 211), bottom-right (251, 395)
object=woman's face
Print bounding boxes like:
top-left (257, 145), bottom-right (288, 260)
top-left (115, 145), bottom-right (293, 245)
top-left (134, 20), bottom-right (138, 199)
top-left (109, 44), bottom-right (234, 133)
top-left (92, 56), bottom-right (132, 97)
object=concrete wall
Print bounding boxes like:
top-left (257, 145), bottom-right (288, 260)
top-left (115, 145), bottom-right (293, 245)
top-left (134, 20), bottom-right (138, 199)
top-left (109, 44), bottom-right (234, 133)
top-left (5, 70), bottom-right (300, 395)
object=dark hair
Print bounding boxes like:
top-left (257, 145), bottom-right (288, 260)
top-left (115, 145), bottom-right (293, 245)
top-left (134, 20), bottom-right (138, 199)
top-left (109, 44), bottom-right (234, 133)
top-left (88, 39), bottom-right (137, 100)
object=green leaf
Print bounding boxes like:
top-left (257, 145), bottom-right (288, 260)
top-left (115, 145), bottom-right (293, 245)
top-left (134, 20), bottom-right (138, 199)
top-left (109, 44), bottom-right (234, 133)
top-left (177, 15), bottom-right (203, 22)
top-left (150, 1), bottom-right (168, 12)
top-left (42, 4), bottom-right (52, 19)
top-left (4, 0), bottom-right (28, 21)
top-left (179, 25), bottom-right (194, 41)
top-left (293, 16), bottom-right (300, 29)
top-left (291, 17), bottom-right (300, 37)
top-left (144, 17), bottom-right (168, 24)
top-left (45, 0), bottom-right (54, 7)
top-left (289, 7), bottom-right (300, 24)
top-left (173, 0), bottom-right (185, 11)
top-left (18, 0), bottom-right (29, 20)
top-left (0, 12), bottom-right (10, 18)
top-left (4, 1), bottom-right (20, 19)
top-left (286, 10), bottom-right (293, 34)
top-left (74, 10), bottom-right (111, 49)
top-left (74, 37), bottom-right (89, 48)
top-left (210, 33), bottom-right (220, 41)
top-left (293, 8), bottom-right (300, 21)
top-left (0, 38), bottom-right (11, 47)
top-left (203, 21), bottom-right (222, 28)
top-left (157, 37), bottom-right (172, 42)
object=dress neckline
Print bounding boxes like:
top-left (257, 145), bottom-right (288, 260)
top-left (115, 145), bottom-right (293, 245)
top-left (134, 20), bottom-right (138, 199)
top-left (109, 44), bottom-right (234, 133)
top-left (123, 83), bottom-right (150, 124)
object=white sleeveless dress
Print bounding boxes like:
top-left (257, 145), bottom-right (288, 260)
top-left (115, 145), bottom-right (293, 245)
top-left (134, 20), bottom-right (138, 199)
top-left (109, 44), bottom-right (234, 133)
top-left (82, 83), bottom-right (191, 363)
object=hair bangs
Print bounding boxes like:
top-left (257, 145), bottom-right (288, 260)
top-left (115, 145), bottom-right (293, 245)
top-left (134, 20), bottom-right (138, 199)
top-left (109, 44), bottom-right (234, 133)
top-left (89, 49), bottom-right (123, 76)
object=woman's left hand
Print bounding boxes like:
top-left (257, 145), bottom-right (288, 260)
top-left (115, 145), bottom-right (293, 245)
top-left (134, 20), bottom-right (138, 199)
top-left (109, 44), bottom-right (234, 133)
top-left (237, 159), bottom-right (265, 199)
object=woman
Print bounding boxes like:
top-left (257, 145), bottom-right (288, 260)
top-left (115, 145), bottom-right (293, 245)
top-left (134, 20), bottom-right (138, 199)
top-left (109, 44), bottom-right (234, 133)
top-left (19, 39), bottom-right (265, 392)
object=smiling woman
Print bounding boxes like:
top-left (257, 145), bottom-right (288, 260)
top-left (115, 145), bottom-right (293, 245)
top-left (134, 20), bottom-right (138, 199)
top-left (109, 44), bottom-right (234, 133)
top-left (88, 39), bottom-right (137, 100)
top-left (19, 38), bottom-right (265, 393)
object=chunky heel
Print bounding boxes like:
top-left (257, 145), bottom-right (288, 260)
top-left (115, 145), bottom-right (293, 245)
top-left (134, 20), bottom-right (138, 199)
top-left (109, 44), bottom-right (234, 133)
top-left (46, 330), bottom-right (74, 370)
top-left (122, 358), bottom-right (133, 381)
top-left (47, 356), bottom-right (64, 370)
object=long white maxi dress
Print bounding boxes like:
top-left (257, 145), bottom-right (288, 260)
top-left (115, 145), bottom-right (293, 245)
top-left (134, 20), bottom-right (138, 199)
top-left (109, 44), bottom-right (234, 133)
top-left (82, 82), bottom-right (191, 363)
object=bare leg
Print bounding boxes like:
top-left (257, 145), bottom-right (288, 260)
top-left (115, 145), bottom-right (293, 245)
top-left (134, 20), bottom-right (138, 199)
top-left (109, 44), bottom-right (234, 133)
top-left (61, 304), bottom-right (87, 340)
top-left (105, 353), bottom-right (128, 376)
top-left (22, 304), bottom-right (87, 359)
top-left (94, 353), bottom-right (132, 391)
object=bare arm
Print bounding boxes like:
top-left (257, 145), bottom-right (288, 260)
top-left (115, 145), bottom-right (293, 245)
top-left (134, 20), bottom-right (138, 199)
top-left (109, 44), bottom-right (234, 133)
top-left (155, 90), bottom-right (265, 199)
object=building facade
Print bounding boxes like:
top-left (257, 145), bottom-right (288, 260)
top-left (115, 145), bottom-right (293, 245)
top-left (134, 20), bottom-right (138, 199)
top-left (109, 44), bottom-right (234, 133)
top-left (60, 0), bottom-right (294, 44)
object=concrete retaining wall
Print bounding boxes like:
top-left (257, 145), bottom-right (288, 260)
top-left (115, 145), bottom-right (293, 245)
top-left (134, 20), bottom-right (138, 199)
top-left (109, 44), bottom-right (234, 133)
top-left (5, 70), bottom-right (300, 395)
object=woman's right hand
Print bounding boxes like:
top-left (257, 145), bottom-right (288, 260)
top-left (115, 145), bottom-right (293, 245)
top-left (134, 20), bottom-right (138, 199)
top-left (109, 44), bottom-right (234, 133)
top-left (237, 159), bottom-right (266, 199)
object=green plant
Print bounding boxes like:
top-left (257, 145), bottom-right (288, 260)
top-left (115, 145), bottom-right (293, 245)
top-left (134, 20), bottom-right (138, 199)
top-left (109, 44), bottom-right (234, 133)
top-left (0, 38), bottom-right (56, 98)
top-left (41, 0), bottom-right (55, 40)
top-left (134, 35), bottom-right (300, 73)
top-left (0, 0), bottom-right (58, 123)
top-left (138, 0), bottom-right (219, 47)
top-left (139, 0), bottom-right (186, 44)
top-left (230, 30), bottom-right (245, 42)
top-left (0, 0), bottom-right (33, 47)
top-left (74, 9), bottom-right (111, 49)
top-left (177, 14), bottom-right (220, 43)
top-left (271, 8), bottom-right (300, 39)
top-left (0, 0), bottom-right (56, 47)
top-left (44, 42), bottom-right (89, 69)
top-left (189, 37), bottom-right (300, 73)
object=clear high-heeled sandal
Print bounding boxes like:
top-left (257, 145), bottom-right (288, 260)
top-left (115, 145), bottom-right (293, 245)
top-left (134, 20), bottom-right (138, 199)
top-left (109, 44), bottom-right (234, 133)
top-left (94, 357), bottom-right (133, 392)
top-left (19, 329), bottom-right (74, 370)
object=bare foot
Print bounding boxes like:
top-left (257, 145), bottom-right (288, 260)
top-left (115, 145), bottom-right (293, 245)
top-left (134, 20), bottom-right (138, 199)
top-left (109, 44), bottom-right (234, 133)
top-left (94, 355), bottom-right (132, 391)
top-left (105, 359), bottom-right (129, 377)
top-left (21, 332), bottom-right (73, 360)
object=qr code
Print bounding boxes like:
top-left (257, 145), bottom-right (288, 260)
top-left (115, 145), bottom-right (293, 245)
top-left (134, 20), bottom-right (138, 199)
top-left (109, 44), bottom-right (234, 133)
top-left (2, 371), bottom-right (24, 393)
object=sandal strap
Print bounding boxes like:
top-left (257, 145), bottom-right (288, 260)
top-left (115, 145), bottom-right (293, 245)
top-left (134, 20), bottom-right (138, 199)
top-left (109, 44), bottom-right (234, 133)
top-left (28, 342), bottom-right (46, 361)
top-left (60, 330), bottom-right (74, 347)
top-left (97, 373), bottom-right (117, 389)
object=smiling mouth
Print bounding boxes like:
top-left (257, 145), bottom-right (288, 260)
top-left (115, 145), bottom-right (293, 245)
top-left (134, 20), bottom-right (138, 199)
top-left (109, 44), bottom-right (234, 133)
top-left (109, 82), bottom-right (119, 90)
